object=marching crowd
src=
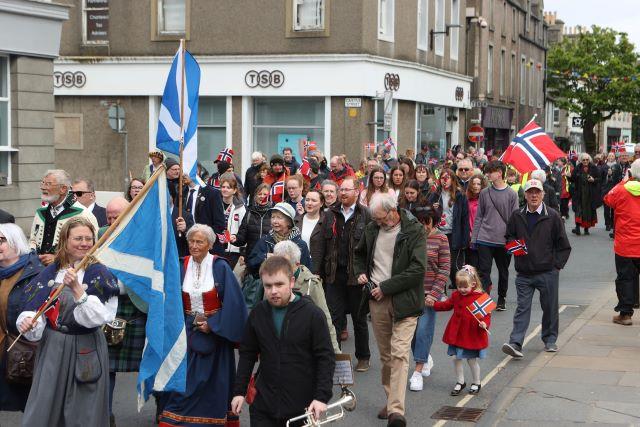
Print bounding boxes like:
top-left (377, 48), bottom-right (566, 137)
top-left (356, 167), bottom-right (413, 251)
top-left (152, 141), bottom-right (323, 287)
top-left (0, 140), bottom-right (638, 427)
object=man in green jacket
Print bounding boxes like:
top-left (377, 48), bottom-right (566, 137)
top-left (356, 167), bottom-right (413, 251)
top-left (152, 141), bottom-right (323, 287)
top-left (353, 193), bottom-right (427, 427)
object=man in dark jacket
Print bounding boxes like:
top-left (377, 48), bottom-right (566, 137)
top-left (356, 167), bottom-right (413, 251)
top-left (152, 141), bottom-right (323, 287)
top-left (324, 177), bottom-right (371, 371)
top-left (502, 179), bottom-right (571, 359)
top-left (231, 256), bottom-right (335, 425)
top-left (283, 147), bottom-right (300, 175)
top-left (244, 151), bottom-right (265, 203)
top-left (353, 193), bottom-right (426, 427)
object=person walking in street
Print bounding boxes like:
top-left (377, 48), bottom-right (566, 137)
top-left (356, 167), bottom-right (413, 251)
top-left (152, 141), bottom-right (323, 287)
top-left (502, 179), bottom-right (572, 358)
top-left (231, 256), bottom-right (335, 426)
top-left (608, 151), bottom-right (632, 238)
top-left (328, 155), bottom-right (356, 186)
top-left (604, 159), bottom-right (640, 325)
top-left (230, 183), bottom-right (272, 265)
top-left (426, 265), bottom-right (490, 396)
top-left (570, 153), bottom-right (601, 236)
top-left (557, 157), bottom-right (573, 220)
top-left (294, 189), bottom-right (330, 276)
top-left (409, 206), bottom-right (449, 392)
top-left (470, 161), bottom-right (518, 311)
top-left (466, 174), bottom-right (487, 268)
top-left (354, 192), bottom-right (426, 427)
top-left (325, 177), bottom-right (371, 369)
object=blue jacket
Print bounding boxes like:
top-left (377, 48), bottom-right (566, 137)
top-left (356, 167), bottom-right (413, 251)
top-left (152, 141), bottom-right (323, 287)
top-left (247, 231), bottom-right (312, 276)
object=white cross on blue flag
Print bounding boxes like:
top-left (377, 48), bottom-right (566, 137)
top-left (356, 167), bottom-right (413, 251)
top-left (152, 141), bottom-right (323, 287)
top-left (93, 167), bottom-right (186, 409)
top-left (156, 44), bottom-right (201, 183)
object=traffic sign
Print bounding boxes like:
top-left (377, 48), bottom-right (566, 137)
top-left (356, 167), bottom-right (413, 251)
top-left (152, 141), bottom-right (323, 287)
top-left (468, 125), bottom-right (484, 143)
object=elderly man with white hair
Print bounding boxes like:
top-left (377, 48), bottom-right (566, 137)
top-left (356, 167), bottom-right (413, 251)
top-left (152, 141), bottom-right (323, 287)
top-left (273, 240), bottom-right (340, 354)
top-left (29, 169), bottom-right (99, 266)
top-left (353, 192), bottom-right (427, 426)
top-left (530, 169), bottom-right (559, 210)
top-left (604, 159), bottom-right (640, 325)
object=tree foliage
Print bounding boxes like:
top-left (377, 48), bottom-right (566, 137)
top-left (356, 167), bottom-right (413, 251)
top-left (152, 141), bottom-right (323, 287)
top-left (547, 26), bottom-right (640, 152)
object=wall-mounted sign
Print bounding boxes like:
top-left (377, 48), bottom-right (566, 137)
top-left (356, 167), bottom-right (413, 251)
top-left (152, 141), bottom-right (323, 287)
top-left (53, 71), bottom-right (87, 88)
top-left (384, 73), bottom-right (400, 91)
top-left (571, 117), bottom-right (583, 128)
top-left (455, 86), bottom-right (464, 102)
top-left (245, 70), bottom-right (285, 88)
top-left (344, 98), bottom-right (362, 108)
top-left (85, 0), bottom-right (109, 43)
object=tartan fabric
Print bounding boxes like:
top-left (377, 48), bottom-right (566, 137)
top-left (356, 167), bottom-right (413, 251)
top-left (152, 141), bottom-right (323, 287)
top-left (108, 295), bottom-right (147, 372)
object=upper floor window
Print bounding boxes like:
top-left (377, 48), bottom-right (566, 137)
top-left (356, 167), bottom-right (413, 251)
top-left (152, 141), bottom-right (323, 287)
top-left (294, 0), bottom-right (325, 31)
top-left (450, 0), bottom-right (460, 60)
top-left (83, 0), bottom-right (109, 45)
top-left (487, 45), bottom-right (494, 95)
top-left (434, 0), bottom-right (444, 56)
top-left (520, 56), bottom-right (526, 105)
top-left (158, 0), bottom-right (185, 35)
top-left (378, 0), bottom-right (394, 42)
top-left (500, 49), bottom-right (505, 97)
top-left (417, 0), bottom-right (428, 51)
top-left (0, 57), bottom-right (13, 184)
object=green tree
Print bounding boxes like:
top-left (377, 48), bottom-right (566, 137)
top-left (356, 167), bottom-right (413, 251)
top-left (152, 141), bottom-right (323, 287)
top-left (547, 26), bottom-right (640, 153)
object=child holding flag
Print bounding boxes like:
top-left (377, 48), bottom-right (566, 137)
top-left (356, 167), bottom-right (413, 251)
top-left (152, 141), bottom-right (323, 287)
top-left (427, 265), bottom-right (494, 396)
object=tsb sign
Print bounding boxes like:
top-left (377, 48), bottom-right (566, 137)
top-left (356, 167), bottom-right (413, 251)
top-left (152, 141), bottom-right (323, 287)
top-left (245, 70), bottom-right (285, 88)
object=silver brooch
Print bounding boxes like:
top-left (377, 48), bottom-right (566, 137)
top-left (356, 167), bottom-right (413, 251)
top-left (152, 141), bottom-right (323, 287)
top-left (200, 196), bottom-right (205, 201)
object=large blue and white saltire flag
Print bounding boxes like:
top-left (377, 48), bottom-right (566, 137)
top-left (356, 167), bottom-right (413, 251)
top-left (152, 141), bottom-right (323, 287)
top-left (156, 44), bottom-right (202, 184)
top-left (93, 168), bottom-right (186, 409)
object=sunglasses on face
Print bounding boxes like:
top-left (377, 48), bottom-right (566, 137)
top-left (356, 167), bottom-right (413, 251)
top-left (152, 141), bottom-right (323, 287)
top-left (458, 168), bottom-right (470, 172)
top-left (73, 191), bottom-right (92, 197)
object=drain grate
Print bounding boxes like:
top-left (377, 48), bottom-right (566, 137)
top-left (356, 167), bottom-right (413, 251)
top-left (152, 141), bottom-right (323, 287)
top-left (431, 406), bottom-right (485, 422)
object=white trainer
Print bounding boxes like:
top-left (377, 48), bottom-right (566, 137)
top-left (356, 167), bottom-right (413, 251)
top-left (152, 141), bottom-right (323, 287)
top-left (409, 371), bottom-right (423, 391)
top-left (421, 354), bottom-right (434, 377)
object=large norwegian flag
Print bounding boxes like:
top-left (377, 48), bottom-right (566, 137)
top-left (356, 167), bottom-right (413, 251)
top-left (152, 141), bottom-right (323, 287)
top-left (501, 120), bottom-right (565, 173)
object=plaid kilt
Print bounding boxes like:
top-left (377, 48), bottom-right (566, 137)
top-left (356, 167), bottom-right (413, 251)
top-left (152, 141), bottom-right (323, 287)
top-left (108, 295), bottom-right (147, 372)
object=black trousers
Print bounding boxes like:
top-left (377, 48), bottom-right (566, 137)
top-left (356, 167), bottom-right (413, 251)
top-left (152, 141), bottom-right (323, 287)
top-left (604, 206), bottom-right (614, 229)
top-left (477, 244), bottom-right (511, 300)
top-left (560, 198), bottom-right (570, 218)
top-left (250, 406), bottom-right (304, 427)
top-left (614, 254), bottom-right (640, 316)
top-left (326, 268), bottom-right (370, 360)
top-left (465, 248), bottom-right (480, 269)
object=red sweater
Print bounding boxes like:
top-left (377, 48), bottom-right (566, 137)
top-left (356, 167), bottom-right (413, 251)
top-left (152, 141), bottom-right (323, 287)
top-left (433, 291), bottom-right (491, 350)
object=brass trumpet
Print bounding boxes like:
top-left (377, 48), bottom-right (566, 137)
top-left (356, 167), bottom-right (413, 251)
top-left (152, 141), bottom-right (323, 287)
top-left (286, 387), bottom-right (356, 427)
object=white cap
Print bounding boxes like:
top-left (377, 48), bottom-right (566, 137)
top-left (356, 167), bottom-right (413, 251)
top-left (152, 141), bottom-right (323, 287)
top-left (523, 179), bottom-right (544, 192)
top-left (270, 202), bottom-right (296, 224)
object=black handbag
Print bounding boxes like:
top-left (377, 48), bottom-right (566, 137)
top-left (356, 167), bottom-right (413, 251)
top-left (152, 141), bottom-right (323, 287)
top-left (5, 333), bottom-right (37, 385)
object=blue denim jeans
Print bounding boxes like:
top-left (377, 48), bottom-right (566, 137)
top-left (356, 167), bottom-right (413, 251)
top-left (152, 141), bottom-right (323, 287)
top-left (411, 306), bottom-right (436, 364)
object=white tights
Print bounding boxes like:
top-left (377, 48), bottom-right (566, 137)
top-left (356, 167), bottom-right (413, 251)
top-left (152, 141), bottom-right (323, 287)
top-left (453, 358), bottom-right (481, 384)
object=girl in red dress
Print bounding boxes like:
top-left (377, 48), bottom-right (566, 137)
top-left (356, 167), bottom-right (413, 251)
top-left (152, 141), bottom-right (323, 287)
top-left (427, 265), bottom-right (491, 396)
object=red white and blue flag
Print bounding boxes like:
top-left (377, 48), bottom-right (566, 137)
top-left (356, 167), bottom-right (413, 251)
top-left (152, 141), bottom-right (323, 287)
top-left (611, 141), bottom-right (626, 154)
top-left (384, 137), bottom-right (395, 151)
top-left (567, 150), bottom-right (578, 161)
top-left (364, 142), bottom-right (376, 153)
top-left (270, 180), bottom-right (285, 203)
top-left (215, 148), bottom-right (234, 164)
top-left (501, 120), bottom-right (565, 173)
top-left (505, 239), bottom-right (528, 256)
top-left (299, 157), bottom-right (311, 177)
top-left (303, 140), bottom-right (317, 153)
top-left (467, 293), bottom-right (497, 320)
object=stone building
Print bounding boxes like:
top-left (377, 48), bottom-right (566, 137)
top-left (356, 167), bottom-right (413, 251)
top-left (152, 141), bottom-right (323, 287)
top-left (466, 0), bottom-right (547, 153)
top-left (54, 0), bottom-right (472, 189)
top-left (0, 0), bottom-right (68, 227)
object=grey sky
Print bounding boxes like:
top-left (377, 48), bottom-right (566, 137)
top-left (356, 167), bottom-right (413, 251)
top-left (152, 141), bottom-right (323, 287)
top-left (545, 0), bottom-right (640, 49)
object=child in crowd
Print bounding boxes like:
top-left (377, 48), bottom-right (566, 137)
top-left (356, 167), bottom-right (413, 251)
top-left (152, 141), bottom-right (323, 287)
top-left (427, 265), bottom-right (490, 396)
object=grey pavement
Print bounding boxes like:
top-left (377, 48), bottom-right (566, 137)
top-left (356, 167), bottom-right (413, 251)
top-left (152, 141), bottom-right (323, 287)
top-left (0, 211), bottom-right (622, 426)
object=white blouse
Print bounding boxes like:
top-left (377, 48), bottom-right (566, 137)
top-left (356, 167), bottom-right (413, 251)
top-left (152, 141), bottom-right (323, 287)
top-left (17, 268), bottom-right (118, 342)
top-left (182, 253), bottom-right (216, 313)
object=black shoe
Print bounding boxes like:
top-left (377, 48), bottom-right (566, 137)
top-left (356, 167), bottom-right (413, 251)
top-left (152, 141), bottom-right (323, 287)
top-left (584, 228), bottom-right (590, 235)
top-left (606, 225), bottom-right (611, 231)
top-left (496, 298), bottom-right (506, 311)
top-left (502, 342), bottom-right (524, 358)
top-left (571, 227), bottom-right (581, 235)
top-left (387, 413), bottom-right (407, 427)
top-left (450, 382), bottom-right (466, 396)
top-left (610, 231), bottom-right (615, 239)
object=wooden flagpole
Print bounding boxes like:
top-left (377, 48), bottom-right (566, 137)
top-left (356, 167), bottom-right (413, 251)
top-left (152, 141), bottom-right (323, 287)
top-left (466, 306), bottom-right (491, 336)
top-left (178, 38), bottom-right (186, 219)
top-left (7, 167), bottom-right (167, 352)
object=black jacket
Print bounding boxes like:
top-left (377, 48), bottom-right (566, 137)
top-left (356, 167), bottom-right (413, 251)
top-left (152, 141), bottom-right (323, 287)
top-left (0, 208), bottom-right (15, 224)
top-left (570, 163), bottom-right (602, 210)
top-left (232, 203), bottom-right (272, 258)
top-left (294, 210), bottom-right (332, 276)
top-left (505, 204), bottom-right (571, 275)
top-left (233, 295), bottom-right (335, 419)
top-left (543, 182), bottom-right (559, 210)
top-left (427, 190), bottom-right (469, 250)
top-left (244, 163), bottom-right (264, 203)
top-left (92, 204), bottom-right (108, 228)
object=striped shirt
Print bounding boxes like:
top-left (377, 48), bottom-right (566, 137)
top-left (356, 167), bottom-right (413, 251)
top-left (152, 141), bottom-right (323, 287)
top-left (424, 231), bottom-right (450, 300)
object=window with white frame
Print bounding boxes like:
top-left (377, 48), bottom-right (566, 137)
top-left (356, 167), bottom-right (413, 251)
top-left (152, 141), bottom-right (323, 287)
top-left (529, 59), bottom-right (534, 107)
top-left (378, 0), bottom-right (394, 42)
top-left (512, 7), bottom-right (517, 39)
top-left (487, 45), bottom-right (494, 95)
top-left (489, 0), bottom-right (494, 27)
top-left (198, 97), bottom-right (227, 177)
top-left (83, 0), bottom-right (109, 44)
top-left (510, 52), bottom-right (515, 99)
top-left (294, 0), bottom-right (324, 31)
top-left (520, 56), bottom-right (526, 105)
top-left (0, 57), bottom-right (12, 183)
top-left (553, 107), bottom-right (559, 124)
top-left (450, 0), bottom-right (460, 60)
top-left (157, 0), bottom-right (185, 35)
top-left (500, 49), bottom-right (505, 97)
top-left (537, 66), bottom-right (543, 108)
top-left (417, 0), bottom-right (428, 51)
top-left (435, 0), bottom-right (444, 56)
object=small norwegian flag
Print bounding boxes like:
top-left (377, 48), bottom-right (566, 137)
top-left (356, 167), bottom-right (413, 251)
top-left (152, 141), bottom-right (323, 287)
top-left (611, 141), bottom-right (626, 154)
top-left (505, 239), bottom-right (528, 256)
top-left (364, 142), bottom-right (376, 153)
top-left (466, 293), bottom-right (497, 320)
top-left (210, 177), bottom-right (220, 189)
top-left (299, 157), bottom-right (311, 177)
top-left (567, 150), bottom-right (578, 161)
top-left (384, 137), bottom-right (394, 151)
top-left (303, 140), bottom-right (317, 153)
top-left (216, 148), bottom-right (234, 164)
top-left (217, 230), bottom-right (232, 244)
top-left (269, 181), bottom-right (285, 203)
top-left (38, 288), bottom-right (61, 330)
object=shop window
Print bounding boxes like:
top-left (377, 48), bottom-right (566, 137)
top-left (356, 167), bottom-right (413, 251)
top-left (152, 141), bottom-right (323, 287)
top-left (253, 98), bottom-right (325, 162)
top-left (198, 97), bottom-right (227, 177)
top-left (417, 0), bottom-right (428, 51)
top-left (417, 103), bottom-right (447, 159)
top-left (450, 0), bottom-right (459, 60)
top-left (434, 0), bottom-right (444, 56)
top-left (153, 0), bottom-right (189, 40)
top-left (0, 56), bottom-right (12, 184)
top-left (82, 0), bottom-right (109, 45)
top-left (294, 0), bottom-right (324, 31)
top-left (378, 0), bottom-right (394, 42)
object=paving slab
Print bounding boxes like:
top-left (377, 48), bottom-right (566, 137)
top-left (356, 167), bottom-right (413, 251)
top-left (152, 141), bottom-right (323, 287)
top-left (555, 341), bottom-right (613, 357)
top-left (618, 372), bottom-right (640, 387)
top-left (546, 355), bottom-right (640, 372)
top-left (503, 392), bottom-right (589, 423)
top-left (589, 401), bottom-right (640, 424)
top-left (536, 367), bottom-right (624, 385)
top-left (527, 379), bottom-right (640, 404)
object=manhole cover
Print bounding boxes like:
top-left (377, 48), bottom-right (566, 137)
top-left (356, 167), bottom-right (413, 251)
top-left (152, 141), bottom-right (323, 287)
top-left (431, 406), bottom-right (485, 422)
